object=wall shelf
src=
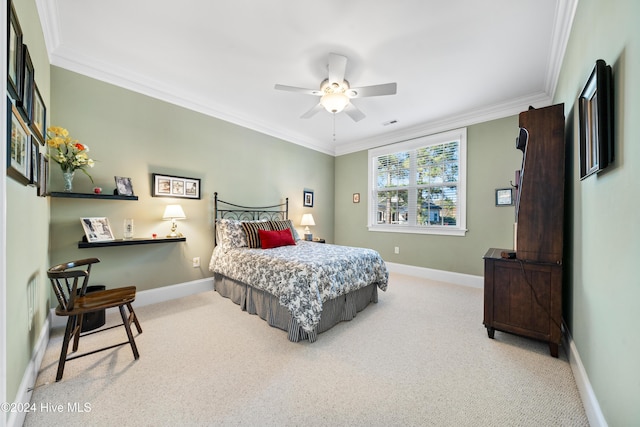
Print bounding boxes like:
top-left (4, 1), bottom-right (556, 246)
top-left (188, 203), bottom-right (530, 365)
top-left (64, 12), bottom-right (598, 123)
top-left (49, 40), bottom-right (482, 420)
top-left (51, 192), bottom-right (138, 201)
top-left (78, 237), bottom-right (185, 248)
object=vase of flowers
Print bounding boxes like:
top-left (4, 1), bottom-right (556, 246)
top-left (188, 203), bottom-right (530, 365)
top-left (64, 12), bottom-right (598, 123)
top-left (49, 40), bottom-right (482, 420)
top-left (46, 126), bottom-right (94, 192)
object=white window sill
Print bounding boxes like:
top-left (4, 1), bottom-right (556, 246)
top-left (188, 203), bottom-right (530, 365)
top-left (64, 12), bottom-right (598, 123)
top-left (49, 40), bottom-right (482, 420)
top-left (368, 225), bottom-right (468, 237)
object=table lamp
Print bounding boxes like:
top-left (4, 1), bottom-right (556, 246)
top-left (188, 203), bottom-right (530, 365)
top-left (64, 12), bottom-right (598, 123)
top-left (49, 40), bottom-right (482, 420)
top-left (163, 204), bottom-right (186, 237)
top-left (300, 213), bottom-right (315, 241)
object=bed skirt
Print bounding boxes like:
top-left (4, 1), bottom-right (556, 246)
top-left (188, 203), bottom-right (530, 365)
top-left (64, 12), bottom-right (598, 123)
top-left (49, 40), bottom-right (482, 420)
top-left (213, 273), bottom-right (379, 342)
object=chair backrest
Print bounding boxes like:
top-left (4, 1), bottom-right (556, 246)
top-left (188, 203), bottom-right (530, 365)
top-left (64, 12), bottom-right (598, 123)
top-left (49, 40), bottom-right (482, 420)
top-left (48, 258), bottom-right (100, 313)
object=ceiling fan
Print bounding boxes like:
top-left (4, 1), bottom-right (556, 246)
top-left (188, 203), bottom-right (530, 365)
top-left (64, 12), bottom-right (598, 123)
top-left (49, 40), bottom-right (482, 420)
top-left (274, 53), bottom-right (397, 122)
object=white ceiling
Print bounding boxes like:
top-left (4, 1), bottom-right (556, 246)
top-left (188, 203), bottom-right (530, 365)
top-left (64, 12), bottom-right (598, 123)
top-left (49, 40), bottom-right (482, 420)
top-left (35, 0), bottom-right (577, 156)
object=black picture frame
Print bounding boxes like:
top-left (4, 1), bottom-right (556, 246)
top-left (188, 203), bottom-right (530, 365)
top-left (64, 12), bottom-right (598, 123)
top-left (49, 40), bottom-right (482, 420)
top-left (7, 1), bottom-right (23, 101)
top-left (579, 59), bottom-right (614, 180)
top-left (7, 98), bottom-right (31, 185)
top-left (114, 176), bottom-right (134, 196)
top-left (38, 154), bottom-right (49, 196)
top-left (151, 173), bottom-right (201, 199)
top-left (29, 135), bottom-right (39, 188)
top-left (30, 81), bottom-right (46, 143)
top-left (17, 44), bottom-right (34, 123)
top-left (303, 190), bottom-right (314, 207)
top-left (495, 188), bottom-right (513, 206)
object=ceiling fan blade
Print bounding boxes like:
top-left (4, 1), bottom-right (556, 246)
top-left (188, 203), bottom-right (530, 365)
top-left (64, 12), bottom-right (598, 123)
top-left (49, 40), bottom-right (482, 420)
top-left (347, 82), bottom-right (397, 98)
top-left (344, 102), bottom-right (366, 122)
top-left (300, 103), bottom-right (324, 119)
top-left (274, 84), bottom-right (322, 96)
top-left (328, 53), bottom-right (348, 84)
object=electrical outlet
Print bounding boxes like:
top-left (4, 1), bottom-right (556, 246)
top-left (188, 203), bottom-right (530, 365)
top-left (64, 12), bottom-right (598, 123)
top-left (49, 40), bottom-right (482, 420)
top-left (394, 246), bottom-right (400, 254)
top-left (192, 257), bottom-right (200, 268)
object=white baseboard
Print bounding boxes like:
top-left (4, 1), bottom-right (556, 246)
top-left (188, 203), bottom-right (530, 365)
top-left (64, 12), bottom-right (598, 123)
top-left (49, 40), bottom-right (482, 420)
top-left (563, 322), bottom-right (608, 427)
top-left (50, 277), bottom-right (215, 329)
top-left (134, 277), bottom-right (214, 307)
top-left (7, 317), bottom-right (50, 427)
top-left (385, 262), bottom-right (484, 288)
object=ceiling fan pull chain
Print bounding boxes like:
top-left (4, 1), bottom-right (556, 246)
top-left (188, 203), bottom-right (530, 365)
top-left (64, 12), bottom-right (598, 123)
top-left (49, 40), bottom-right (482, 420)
top-left (332, 113), bottom-right (337, 141)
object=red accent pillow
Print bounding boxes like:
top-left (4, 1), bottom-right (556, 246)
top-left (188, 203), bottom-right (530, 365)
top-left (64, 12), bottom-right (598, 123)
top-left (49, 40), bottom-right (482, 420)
top-left (258, 229), bottom-right (296, 249)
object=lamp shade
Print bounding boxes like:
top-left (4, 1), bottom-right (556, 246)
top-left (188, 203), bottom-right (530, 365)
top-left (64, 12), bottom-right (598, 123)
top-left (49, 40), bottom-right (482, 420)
top-left (300, 214), bottom-right (315, 226)
top-left (163, 204), bottom-right (186, 220)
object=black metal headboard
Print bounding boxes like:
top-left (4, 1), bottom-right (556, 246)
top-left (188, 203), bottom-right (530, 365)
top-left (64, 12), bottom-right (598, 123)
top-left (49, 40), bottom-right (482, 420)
top-left (214, 192), bottom-right (289, 245)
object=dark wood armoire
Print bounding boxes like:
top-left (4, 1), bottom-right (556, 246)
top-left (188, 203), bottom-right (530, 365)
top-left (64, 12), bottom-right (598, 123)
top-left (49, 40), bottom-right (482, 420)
top-left (483, 104), bottom-right (565, 357)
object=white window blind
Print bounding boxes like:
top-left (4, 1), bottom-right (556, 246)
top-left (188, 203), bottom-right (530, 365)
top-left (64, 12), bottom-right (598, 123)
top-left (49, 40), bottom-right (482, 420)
top-left (368, 128), bottom-right (467, 236)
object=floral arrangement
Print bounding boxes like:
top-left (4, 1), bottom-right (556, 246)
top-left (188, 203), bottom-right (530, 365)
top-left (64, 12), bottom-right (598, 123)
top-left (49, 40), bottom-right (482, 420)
top-left (46, 126), bottom-right (94, 182)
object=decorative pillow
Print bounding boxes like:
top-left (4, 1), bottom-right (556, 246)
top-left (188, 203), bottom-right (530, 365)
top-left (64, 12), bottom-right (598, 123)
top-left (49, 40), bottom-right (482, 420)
top-left (241, 221), bottom-right (272, 248)
top-left (258, 229), bottom-right (296, 249)
top-left (216, 219), bottom-right (248, 252)
top-left (269, 219), bottom-right (300, 241)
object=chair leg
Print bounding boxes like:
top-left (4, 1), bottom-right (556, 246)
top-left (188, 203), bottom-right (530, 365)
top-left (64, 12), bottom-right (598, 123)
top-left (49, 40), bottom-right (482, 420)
top-left (56, 317), bottom-right (75, 382)
top-left (72, 313), bottom-right (84, 352)
top-left (127, 303), bottom-right (142, 333)
top-left (119, 305), bottom-right (139, 359)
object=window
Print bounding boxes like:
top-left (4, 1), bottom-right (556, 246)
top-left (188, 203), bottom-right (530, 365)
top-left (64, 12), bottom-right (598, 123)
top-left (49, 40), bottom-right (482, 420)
top-left (368, 128), bottom-right (467, 236)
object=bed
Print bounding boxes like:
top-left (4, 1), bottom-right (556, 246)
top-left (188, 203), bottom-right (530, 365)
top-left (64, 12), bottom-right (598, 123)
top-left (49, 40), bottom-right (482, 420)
top-left (208, 193), bottom-right (389, 342)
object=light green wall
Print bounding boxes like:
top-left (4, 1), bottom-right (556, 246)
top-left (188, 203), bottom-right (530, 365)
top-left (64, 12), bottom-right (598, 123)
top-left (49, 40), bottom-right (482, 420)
top-left (335, 116), bottom-right (520, 276)
top-left (49, 67), bottom-right (334, 291)
top-left (553, 0), bottom-right (639, 424)
top-left (6, 0), bottom-right (51, 406)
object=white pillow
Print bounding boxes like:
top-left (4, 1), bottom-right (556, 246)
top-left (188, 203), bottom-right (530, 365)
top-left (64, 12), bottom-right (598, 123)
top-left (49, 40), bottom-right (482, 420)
top-left (216, 219), bottom-right (247, 252)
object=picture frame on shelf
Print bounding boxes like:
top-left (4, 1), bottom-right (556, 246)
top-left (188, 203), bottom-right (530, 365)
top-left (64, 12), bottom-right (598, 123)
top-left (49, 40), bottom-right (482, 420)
top-left (303, 190), bottom-right (314, 207)
top-left (80, 217), bottom-right (115, 242)
top-left (7, 98), bottom-right (31, 185)
top-left (114, 176), bottom-right (134, 196)
top-left (7, 2), bottom-right (23, 101)
top-left (495, 188), bottom-right (513, 206)
top-left (579, 59), bottom-right (614, 180)
top-left (16, 44), bottom-right (34, 123)
top-left (30, 82), bottom-right (46, 143)
top-left (152, 173), bottom-right (201, 199)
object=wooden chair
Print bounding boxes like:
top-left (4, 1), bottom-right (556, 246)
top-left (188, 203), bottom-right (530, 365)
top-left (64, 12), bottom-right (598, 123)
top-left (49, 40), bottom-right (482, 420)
top-left (47, 257), bottom-right (142, 381)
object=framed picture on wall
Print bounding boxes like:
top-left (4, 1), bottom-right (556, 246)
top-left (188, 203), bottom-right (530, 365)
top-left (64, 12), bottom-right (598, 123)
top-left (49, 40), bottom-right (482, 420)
top-left (16, 44), bottom-right (34, 123)
top-left (38, 154), bottom-right (49, 196)
top-left (303, 190), bottom-right (314, 207)
top-left (7, 99), bottom-right (31, 185)
top-left (7, 2), bottom-right (23, 101)
top-left (29, 135), bottom-right (39, 188)
top-left (495, 188), bottom-right (513, 206)
top-left (30, 82), bottom-right (46, 143)
top-left (152, 173), bottom-right (201, 199)
top-left (579, 59), bottom-right (614, 180)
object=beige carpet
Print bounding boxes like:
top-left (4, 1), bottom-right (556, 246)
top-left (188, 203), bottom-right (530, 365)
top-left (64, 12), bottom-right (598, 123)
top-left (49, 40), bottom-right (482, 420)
top-left (24, 273), bottom-right (589, 426)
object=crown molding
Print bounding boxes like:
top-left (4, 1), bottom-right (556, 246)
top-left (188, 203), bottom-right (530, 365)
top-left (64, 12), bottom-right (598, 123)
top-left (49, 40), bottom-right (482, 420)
top-left (544, 0), bottom-right (580, 96)
top-left (334, 91), bottom-right (552, 156)
top-left (35, 0), bottom-right (61, 60)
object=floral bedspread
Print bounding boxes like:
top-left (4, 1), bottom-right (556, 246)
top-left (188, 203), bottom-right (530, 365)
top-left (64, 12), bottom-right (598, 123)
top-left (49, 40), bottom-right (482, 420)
top-left (209, 241), bottom-right (388, 332)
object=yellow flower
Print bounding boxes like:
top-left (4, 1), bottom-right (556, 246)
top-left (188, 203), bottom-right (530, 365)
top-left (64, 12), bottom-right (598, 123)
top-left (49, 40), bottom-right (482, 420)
top-left (45, 126), bottom-right (95, 183)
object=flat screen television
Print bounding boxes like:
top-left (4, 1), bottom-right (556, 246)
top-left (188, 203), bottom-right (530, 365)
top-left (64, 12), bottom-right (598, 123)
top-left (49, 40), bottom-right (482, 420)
top-left (579, 59), bottom-right (614, 180)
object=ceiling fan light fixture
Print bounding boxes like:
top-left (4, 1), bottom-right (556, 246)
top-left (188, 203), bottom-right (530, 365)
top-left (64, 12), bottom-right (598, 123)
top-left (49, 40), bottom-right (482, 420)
top-left (321, 92), bottom-right (349, 113)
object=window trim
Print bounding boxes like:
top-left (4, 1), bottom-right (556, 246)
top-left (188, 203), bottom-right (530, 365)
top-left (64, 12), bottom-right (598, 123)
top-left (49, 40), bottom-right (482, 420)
top-left (367, 128), bottom-right (467, 236)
